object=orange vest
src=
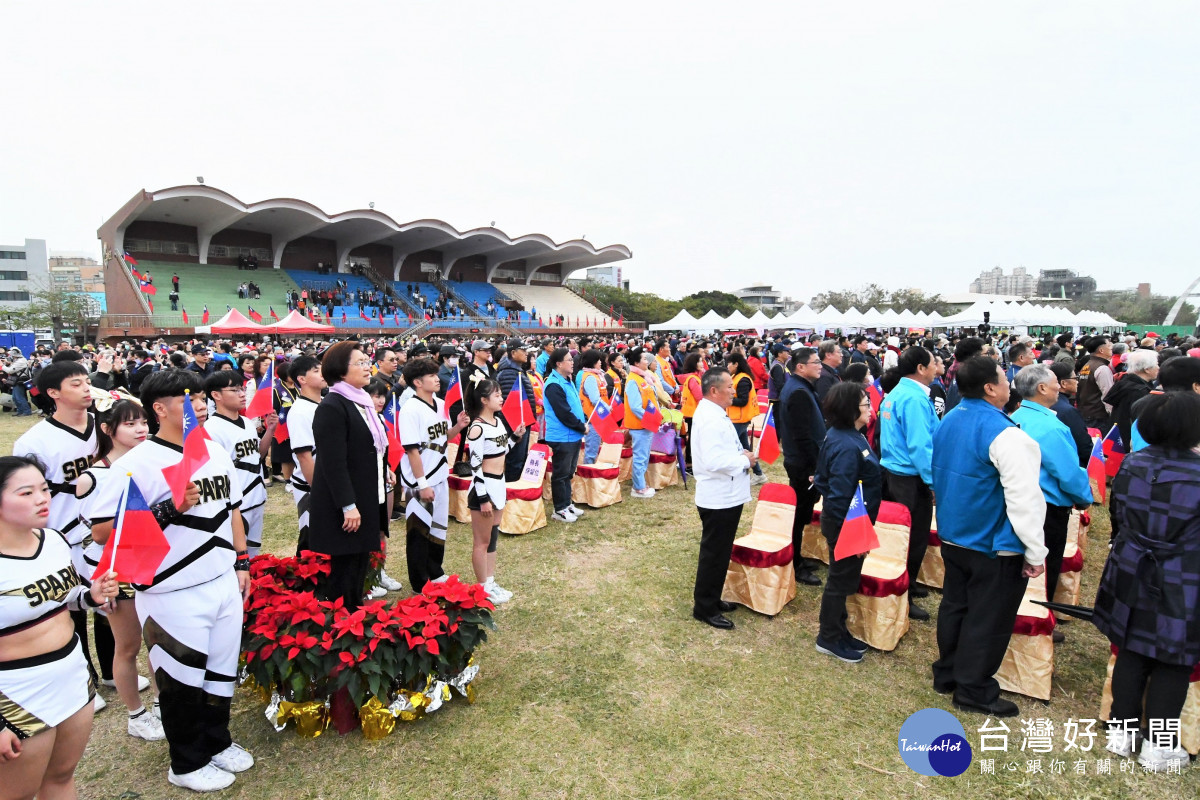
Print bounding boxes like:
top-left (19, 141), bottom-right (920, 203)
top-left (624, 373), bottom-right (655, 431)
top-left (726, 372), bottom-right (757, 424)
top-left (681, 373), bottom-right (703, 418)
top-left (578, 370), bottom-right (610, 418)
top-left (656, 355), bottom-right (677, 390)
top-left (529, 372), bottom-right (545, 413)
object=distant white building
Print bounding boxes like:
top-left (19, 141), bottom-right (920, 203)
top-left (577, 264), bottom-right (629, 290)
top-left (0, 238), bottom-right (49, 310)
top-left (734, 283), bottom-right (799, 314)
top-left (969, 266), bottom-right (1034, 298)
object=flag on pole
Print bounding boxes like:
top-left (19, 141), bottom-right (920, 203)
top-left (342, 310), bottom-right (348, 323)
top-left (147, 298), bottom-right (154, 313)
top-left (247, 306), bottom-right (263, 323)
top-left (394, 311), bottom-right (400, 326)
top-left (272, 386), bottom-right (290, 443)
top-left (609, 386), bottom-right (625, 425)
top-left (501, 379), bottom-right (531, 429)
top-left (1087, 434), bottom-right (1109, 503)
top-left (380, 393), bottom-right (404, 471)
top-left (92, 473), bottom-right (170, 586)
top-left (139, 278), bottom-right (157, 295)
top-left (122, 252), bottom-right (140, 268)
top-left (757, 406), bottom-right (780, 464)
top-left (244, 360), bottom-right (274, 418)
top-left (269, 306), bottom-right (279, 320)
top-left (640, 398), bottom-right (664, 432)
top-left (360, 309), bottom-right (370, 321)
top-left (589, 398), bottom-right (619, 440)
top-left (181, 308), bottom-right (189, 325)
top-left (443, 366), bottom-right (463, 419)
top-left (834, 482), bottom-right (880, 560)
top-left (201, 306), bottom-right (210, 325)
top-left (1101, 425), bottom-right (1127, 478)
top-left (162, 391), bottom-right (212, 506)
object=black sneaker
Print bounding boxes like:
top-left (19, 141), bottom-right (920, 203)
top-left (815, 636), bottom-right (864, 663)
top-left (842, 633), bottom-right (870, 653)
top-left (908, 603), bottom-right (931, 621)
top-left (910, 584), bottom-right (930, 599)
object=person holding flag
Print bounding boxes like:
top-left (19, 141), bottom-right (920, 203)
top-left (495, 339), bottom-right (536, 481)
top-left (624, 348), bottom-right (662, 499)
top-left (575, 350), bottom-right (611, 464)
top-left (542, 349), bottom-right (589, 522)
top-left (88, 369), bottom-right (254, 792)
top-left (813, 382), bottom-right (882, 663)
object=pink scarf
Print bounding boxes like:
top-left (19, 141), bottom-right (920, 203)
top-left (328, 381), bottom-right (388, 452)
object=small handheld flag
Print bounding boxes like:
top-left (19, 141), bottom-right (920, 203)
top-left (641, 398), bottom-right (664, 432)
top-left (609, 386), bottom-right (625, 425)
top-left (272, 386), bottom-right (290, 444)
top-left (589, 398), bottom-right (619, 440)
top-left (243, 360), bottom-right (274, 418)
top-left (93, 473), bottom-right (170, 586)
top-left (443, 366), bottom-right (463, 419)
top-left (757, 406), bottom-right (780, 464)
top-left (501, 379), bottom-right (531, 429)
top-left (1101, 425), bottom-right (1127, 478)
top-left (162, 390), bottom-right (212, 506)
top-left (1087, 434), bottom-right (1110, 503)
top-left (381, 394), bottom-right (403, 471)
top-left (833, 482), bottom-right (879, 561)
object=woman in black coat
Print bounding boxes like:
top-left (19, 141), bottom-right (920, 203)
top-left (309, 340), bottom-right (392, 610)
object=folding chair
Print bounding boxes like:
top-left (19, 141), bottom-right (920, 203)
top-left (721, 483), bottom-right (797, 615)
top-left (845, 501), bottom-right (912, 651)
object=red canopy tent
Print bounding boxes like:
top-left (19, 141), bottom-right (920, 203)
top-left (264, 309), bottom-right (336, 335)
top-left (206, 308), bottom-right (269, 335)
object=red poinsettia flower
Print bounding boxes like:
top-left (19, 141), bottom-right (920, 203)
top-left (331, 609), bottom-right (367, 640)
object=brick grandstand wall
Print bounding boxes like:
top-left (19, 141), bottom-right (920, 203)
top-left (281, 236), bottom-right (336, 270)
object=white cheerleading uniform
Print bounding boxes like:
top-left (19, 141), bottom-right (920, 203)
top-left (205, 413), bottom-right (267, 555)
top-left (398, 395), bottom-right (450, 542)
top-left (12, 415), bottom-right (98, 578)
top-left (288, 395), bottom-right (319, 551)
top-left (0, 529), bottom-right (96, 739)
top-left (466, 414), bottom-right (517, 511)
top-left (75, 462), bottom-right (136, 605)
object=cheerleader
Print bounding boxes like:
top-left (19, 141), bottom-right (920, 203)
top-left (465, 379), bottom-right (524, 603)
top-left (76, 396), bottom-right (164, 741)
top-left (0, 456), bottom-right (119, 800)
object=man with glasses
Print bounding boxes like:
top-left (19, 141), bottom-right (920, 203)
top-left (187, 343), bottom-right (215, 378)
top-left (776, 346), bottom-right (826, 587)
top-left (205, 371), bottom-right (277, 555)
top-left (374, 346), bottom-right (402, 392)
top-left (1047, 361), bottom-right (1092, 467)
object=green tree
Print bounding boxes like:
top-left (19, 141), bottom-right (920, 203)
top-left (1082, 290), bottom-right (1195, 326)
top-left (5, 281), bottom-right (97, 342)
top-left (680, 291), bottom-right (753, 318)
top-left (810, 284), bottom-right (889, 312)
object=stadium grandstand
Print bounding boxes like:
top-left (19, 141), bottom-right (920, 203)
top-left (96, 185), bottom-right (632, 339)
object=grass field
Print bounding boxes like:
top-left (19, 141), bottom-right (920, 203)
top-left (3, 411), bottom-right (1194, 799)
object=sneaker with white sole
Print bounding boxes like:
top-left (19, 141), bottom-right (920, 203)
top-left (101, 675), bottom-right (152, 692)
top-left (750, 474), bottom-right (767, 486)
top-left (484, 579), bottom-right (511, 604)
top-left (1137, 741), bottom-right (1190, 772)
top-left (365, 585), bottom-right (387, 600)
top-left (551, 510), bottom-right (576, 523)
top-left (429, 574), bottom-right (449, 584)
top-left (631, 488), bottom-right (656, 499)
top-left (210, 742), bottom-right (255, 773)
top-left (566, 504), bottom-right (586, 517)
top-left (94, 693), bottom-right (107, 712)
top-left (128, 710), bottom-right (166, 741)
top-left (815, 636), bottom-right (864, 664)
top-left (1105, 727), bottom-right (1137, 758)
top-left (169, 764), bottom-right (235, 792)
top-left (378, 570), bottom-right (403, 592)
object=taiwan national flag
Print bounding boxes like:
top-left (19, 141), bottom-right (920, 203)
top-left (1087, 434), bottom-right (1109, 503)
top-left (394, 311), bottom-right (400, 327)
top-left (92, 474), bottom-right (170, 586)
top-left (272, 389), bottom-right (290, 444)
top-left (609, 386), bottom-right (625, 425)
top-left (244, 360), bottom-right (274, 418)
top-left (443, 367), bottom-right (463, 419)
top-left (501, 379), bottom-right (532, 429)
top-left (140, 278), bottom-right (157, 295)
top-left (123, 252), bottom-right (140, 268)
top-left (147, 298), bottom-right (154, 313)
top-left (380, 393), bottom-right (403, 471)
top-left (640, 398), bottom-right (664, 432)
top-left (1101, 425), bottom-right (1127, 478)
top-left (247, 306), bottom-right (263, 323)
top-left (757, 406), bottom-right (781, 464)
top-left (201, 306), bottom-right (210, 325)
top-left (161, 391), bottom-right (212, 506)
top-left (360, 309), bottom-right (370, 321)
top-left (590, 398), bottom-right (619, 440)
top-left (833, 482), bottom-right (880, 561)
top-left (181, 308), bottom-right (189, 324)
top-left (269, 306), bottom-right (279, 320)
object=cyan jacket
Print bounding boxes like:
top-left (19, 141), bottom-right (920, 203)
top-left (1011, 401), bottom-right (1094, 508)
top-left (542, 370), bottom-right (586, 444)
top-left (880, 377), bottom-right (938, 486)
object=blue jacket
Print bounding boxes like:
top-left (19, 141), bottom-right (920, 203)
top-left (814, 427), bottom-right (882, 525)
top-left (879, 378), bottom-right (938, 486)
top-left (1051, 394), bottom-right (1093, 467)
top-left (932, 399), bottom-right (1041, 559)
top-left (1010, 401), bottom-right (1093, 508)
top-left (542, 370), bottom-right (586, 444)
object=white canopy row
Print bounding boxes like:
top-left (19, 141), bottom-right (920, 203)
top-left (648, 300), bottom-right (1123, 332)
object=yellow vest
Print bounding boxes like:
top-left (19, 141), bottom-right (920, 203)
top-left (681, 373), bottom-right (702, 418)
top-left (578, 370), bottom-right (609, 418)
top-left (726, 372), bottom-right (756, 424)
top-left (624, 373), bottom-right (655, 431)
top-left (656, 355), bottom-right (677, 390)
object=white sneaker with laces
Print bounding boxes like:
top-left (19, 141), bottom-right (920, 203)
top-left (566, 504), bottom-right (586, 517)
top-left (551, 510), bottom-right (576, 523)
top-left (491, 582), bottom-right (513, 602)
top-left (378, 570), bottom-right (403, 592)
top-left (210, 742), bottom-right (255, 773)
top-left (128, 710), bottom-right (166, 741)
top-left (169, 764), bottom-right (235, 792)
top-left (1137, 741), bottom-right (1190, 772)
top-left (1105, 728), bottom-right (1136, 758)
top-left (750, 473), bottom-right (767, 486)
top-left (101, 675), bottom-right (152, 692)
top-left (631, 488), bottom-right (656, 499)
top-left (430, 574), bottom-right (450, 584)
top-left (365, 585), bottom-right (388, 600)
top-left (484, 578), bottom-right (510, 604)
top-left (94, 693), bottom-right (107, 712)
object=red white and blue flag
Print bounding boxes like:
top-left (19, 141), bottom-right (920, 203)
top-left (609, 386), bottom-right (625, 425)
top-left (272, 384), bottom-right (290, 444)
top-left (757, 405), bottom-right (780, 464)
top-left (247, 306), bottom-right (263, 323)
top-left (181, 308), bottom-right (189, 324)
top-left (501, 378), bottom-right (532, 429)
top-left (1088, 427), bottom-right (1125, 501)
top-left (833, 482), bottom-right (879, 561)
top-left (92, 474), bottom-right (170, 586)
top-left (640, 398), bottom-right (664, 432)
top-left (1101, 424), bottom-right (1127, 478)
top-left (162, 390), bottom-right (212, 506)
top-left (244, 359), bottom-right (274, 418)
top-left (443, 366), bottom-right (463, 419)
top-left (269, 306), bottom-right (279, 320)
top-left (589, 398), bottom-right (619, 440)
top-left (139, 278), bottom-right (157, 295)
top-left (381, 393), bottom-right (403, 471)
top-left (122, 252), bottom-right (140, 268)
top-left (201, 306), bottom-right (210, 325)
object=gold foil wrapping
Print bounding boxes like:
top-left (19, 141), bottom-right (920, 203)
top-left (278, 699), bottom-right (330, 738)
top-left (359, 698), bottom-right (397, 740)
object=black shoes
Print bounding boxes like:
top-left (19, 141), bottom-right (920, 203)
top-left (717, 601), bottom-right (737, 613)
top-left (953, 696), bottom-right (1019, 718)
top-left (796, 570), bottom-right (822, 587)
top-left (933, 682), bottom-right (955, 696)
top-left (694, 612), bottom-right (734, 630)
top-left (908, 603), bottom-right (931, 621)
top-left (910, 584), bottom-right (930, 599)
top-left (843, 633), bottom-right (870, 653)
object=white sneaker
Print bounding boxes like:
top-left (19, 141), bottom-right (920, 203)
top-left (152, 700), bottom-right (161, 719)
top-left (631, 488), bottom-right (656, 499)
top-left (94, 693), bottom-right (107, 712)
top-left (101, 675), bottom-right (152, 692)
top-left (378, 570), bottom-right (403, 592)
top-left (551, 510), bottom-right (576, 523)
top-left (429, 574), bottom-right (449, 584)
top-left (365, 585), bottom-right (388, 600)
top-left (750, 473), bottom-right (767, 486)
top-left (1105, 728), bottom-right (1137, 758)
top-left (484, 579), bottom-right (510, 605)
top-left (128, 710), bottom-right (166, 741)
top-left (1137, 741), bottom-right (1190, 772)
top-left (169, 764), bottom-right (235, 792)
top-left (210, 742), bottom-right (255, 773)
top-left (566, 504), bottom-right (586, 517)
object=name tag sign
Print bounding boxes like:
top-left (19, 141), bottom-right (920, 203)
top-left (522, 445), bottom-right (550, 484)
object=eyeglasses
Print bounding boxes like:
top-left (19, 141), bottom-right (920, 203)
top-left (351, 359), bottom-right (372, 367)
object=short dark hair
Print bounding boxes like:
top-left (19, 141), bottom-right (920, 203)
top-left (365, 378), bottom-right (391, 398)
top-left (953, 337), bottom-right (984, 363)
top-left (36, 360), bottom-right (89, 394)
top-left (374, 347), bottom-right (394, 364)
top-left (544, 348), bottom-right (571, 377)
top-left (897, 346), bottom-right (932, 376)
top-left (1048, 361), bottom-right (1075, 383)
top-left (0, 455), bottom-right (46, 497)
top-left (51, 350), bottom-right (83, 363)
top-left (320, 340), bottom-right (362, 385)
top-left (701, 367), bottom-right (729, 395)
top-left (627, 347), bottom-right (646, 367)
top-left (655, 339), bottom-right (668, 352)
top-left (1136, 392), bottom-right (1200, 450)
top-left (681, 352), bottom-right (702, 374)
top-left (956, 356), bottom-right (1003, 399)
top-left (823, 381), bottom-right (867, 430)
top-left (96, 399), bottom-right (148, 461)
top-left (1008, 342), bottom-right (1029, 362)
top-left (139, 369), bottom-right (204, 431)
top-left (291, 355), bottom-right (320, 384)
top-left (402, 357), bottom-right (439, 384)
top-left (790, 347), bottom-right (817, 371)
top-left (1158, 356), bottom-right (1200, 392)
top-left (1086, 335), bottom-right (1110, 354)
top-left (204, 369), bottom-right (245, 398)
top-left (843, 362), bottom-right (869, 384)
top-left (579, 349), bottom-right (603, 370)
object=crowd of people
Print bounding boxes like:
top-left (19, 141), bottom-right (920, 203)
top-left (1, 325), bottom-right (1198, 795)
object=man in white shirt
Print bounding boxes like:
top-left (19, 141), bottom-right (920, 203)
top-left (690, 367), bottom-right (757, 630)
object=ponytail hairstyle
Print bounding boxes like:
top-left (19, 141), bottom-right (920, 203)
top-left (95, 399), bottom-right (149, 462)
top-left (467, 378), bottom-right (502, 419)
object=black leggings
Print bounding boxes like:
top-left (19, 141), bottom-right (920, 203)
top-left (73, 608), bottom-right (115, 681)
top-left (1109, 648), bottom-right (1192, 747)
top-left (322, 551), bottom-right (371, 612)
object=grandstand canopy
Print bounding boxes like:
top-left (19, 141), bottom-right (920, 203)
top-left (99, 185), bottom-right (631, 287)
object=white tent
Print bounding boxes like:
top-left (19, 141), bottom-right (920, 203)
top-left (781, 305), bottom-right (821, 328)
top-left (718, 310), bottom-right (754, 330)
top-left (691, 309), bottom-right (727, 332)
top-left (649, 309), bottom-right (700, 331)
top-left (858, 307), bottom-right (887, 328)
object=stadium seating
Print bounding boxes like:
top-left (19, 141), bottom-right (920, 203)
top-left (493, 284), bottom-right (616, 327)
top-left (128, 260), bottom-right (300, 324)
top-left (285, 270), bottom-right (406, 328)
top-left (441, 280), bottom-right (531, 324)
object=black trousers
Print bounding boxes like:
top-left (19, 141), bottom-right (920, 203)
top-left (784, 460), bottom-right (819, 575)
top-left (547, 440), bottom-right (580, 512)
top-left (693, 505), bottom-right (743, 618)
top-left (882, 469), bottom-right (934, 588)
top-left (818, 517), bottom-right (866, 642)
top-left (73, 608), bottom-right (115, 681)
top-left (1110, 648), bottom-right (1193, 747)
top-left (323, 551), bottom-right (371, 612)
top-left (1043, 503), bottom-right (1072, 603)
top-left (932, 545), bottom-right (1028, 704)
top-left (504, 430), bottom-right (530, 482)
top-left (405, 526), bottom-right (445, 592)
top-left (156, 668), bottom-right (233, 775)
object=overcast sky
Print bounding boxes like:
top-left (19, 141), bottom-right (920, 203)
top-left (2, 2), bottom-right (1198, 302)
